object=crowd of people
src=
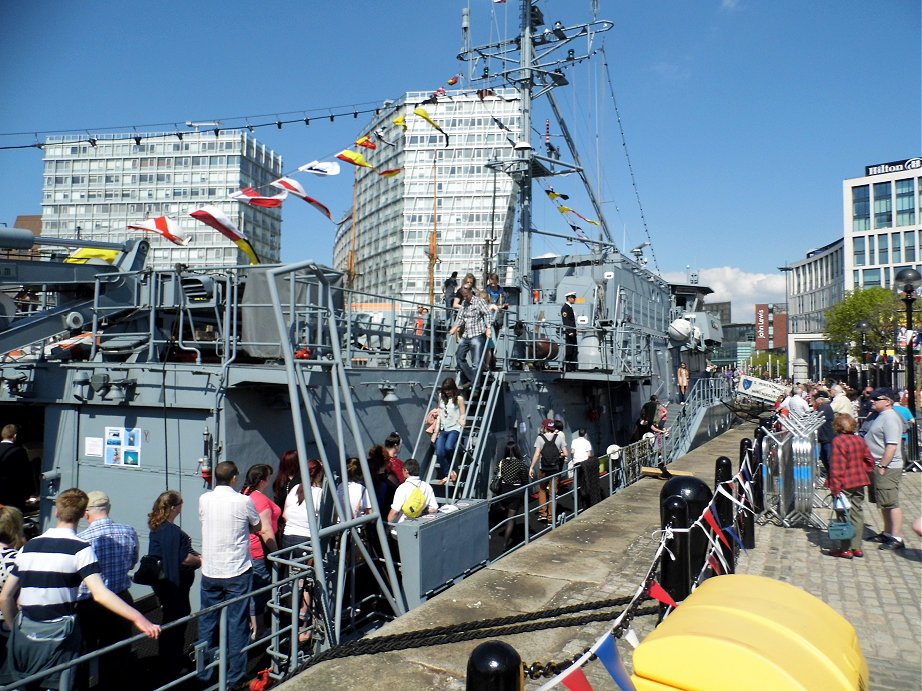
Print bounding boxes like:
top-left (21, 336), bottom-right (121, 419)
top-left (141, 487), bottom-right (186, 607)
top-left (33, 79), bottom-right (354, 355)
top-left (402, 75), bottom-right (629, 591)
top-left (774, 382), bottom-right (922, 559)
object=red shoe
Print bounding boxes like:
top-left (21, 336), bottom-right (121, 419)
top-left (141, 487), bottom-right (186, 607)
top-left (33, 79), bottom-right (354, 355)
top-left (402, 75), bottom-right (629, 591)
top-left (825, 549), bottom-right (852, 559)
top-left (851, 549), bottom-right (864, 558)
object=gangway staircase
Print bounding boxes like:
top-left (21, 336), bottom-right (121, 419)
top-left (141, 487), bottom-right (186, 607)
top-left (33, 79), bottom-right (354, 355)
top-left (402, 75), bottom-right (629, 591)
top-left (412, 345), bottom-right (502, 502)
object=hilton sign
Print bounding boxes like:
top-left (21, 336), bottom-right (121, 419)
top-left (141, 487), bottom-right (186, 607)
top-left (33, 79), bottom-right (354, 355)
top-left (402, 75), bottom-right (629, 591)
top-left (865, 157), bottom-right (922, 177)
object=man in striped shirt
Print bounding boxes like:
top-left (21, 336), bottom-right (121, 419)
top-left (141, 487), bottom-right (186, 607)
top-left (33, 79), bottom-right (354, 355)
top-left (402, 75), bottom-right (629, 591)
top-left (0, 488), bottom-right (158, 689)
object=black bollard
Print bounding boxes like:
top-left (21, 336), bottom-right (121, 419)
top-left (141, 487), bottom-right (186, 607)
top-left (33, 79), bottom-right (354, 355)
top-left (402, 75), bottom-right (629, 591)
top-left (714, 456), bottom-right (736, 573)
top-left (660, 475), bottom-right (712, 581)
top-left (467, 640), bottom-right (523, 691)
top-left (659, 494), bottom-right (690, 622)
top-left (739, 441), bottom-right (756, 549)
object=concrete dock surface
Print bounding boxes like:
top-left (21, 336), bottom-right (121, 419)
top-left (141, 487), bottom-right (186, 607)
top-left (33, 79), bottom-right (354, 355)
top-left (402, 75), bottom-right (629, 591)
top-left (280, 423), bottom-right (922, 690)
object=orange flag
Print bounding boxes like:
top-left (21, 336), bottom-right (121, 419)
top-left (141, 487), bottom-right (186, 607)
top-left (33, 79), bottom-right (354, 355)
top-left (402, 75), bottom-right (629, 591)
top-left (336, 150), bottom-right (374, 169)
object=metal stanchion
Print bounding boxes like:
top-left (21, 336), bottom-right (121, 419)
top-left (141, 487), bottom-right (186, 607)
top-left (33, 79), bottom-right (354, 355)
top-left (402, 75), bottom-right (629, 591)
top-left (714, 455), bottom-right (736, 573)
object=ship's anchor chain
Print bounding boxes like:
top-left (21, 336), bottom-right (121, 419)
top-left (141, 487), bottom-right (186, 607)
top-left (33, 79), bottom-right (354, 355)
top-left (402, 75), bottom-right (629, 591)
top-left (282, 594), bottom-right (656, 681)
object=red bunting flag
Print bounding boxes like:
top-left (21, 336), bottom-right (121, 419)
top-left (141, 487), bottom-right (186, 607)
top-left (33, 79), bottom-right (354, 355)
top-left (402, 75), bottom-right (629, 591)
top-left (270, 178), bottom-right (333, 221)
top-left (647, 580), bottom-right (677, 608)
top-left (561, 667), bottom-right (593, 691)
top-left (355, 135), bottom-right (377, 150)
top-left (229, 186), bottom-right (287, 208)
top-left (571, 209), bottom-right (600, 226)
top-left (378, 169), bottom-right (402, 178)
top-left (336, 150), bottom-right (374, 169)
top-left (127, 216), bottom-right (192, 246)
top-left (447, 74), bottom-right (460, 85)
top-left (189, 206), bottom-right (260, 265)
top-left (703, 507), bottom-right (732, 550)
top-left (707, 553), bottom-right (724, 576)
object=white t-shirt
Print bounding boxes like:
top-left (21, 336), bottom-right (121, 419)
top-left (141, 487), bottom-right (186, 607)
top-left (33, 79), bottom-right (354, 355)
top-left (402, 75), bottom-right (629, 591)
top-left (337, 481), bottom-right (370, 519)
top-left (199, 485), bottom-right (260, 579)
top-left (283, 484), bottom-right (323, 538)
top-left (390, 476), bottom-right (438, 524)
top-left (788, 395), bottom-right (810, 416)
top-left (570, 436), bottom-right (593, 464)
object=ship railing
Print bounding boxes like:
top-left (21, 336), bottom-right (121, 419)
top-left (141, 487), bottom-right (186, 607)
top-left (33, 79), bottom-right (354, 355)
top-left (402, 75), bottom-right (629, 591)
top-left (0, 565), bottom-right (313, 691)
top-left (485, 437), bottom-right (658, 554)
top-left (663, 376), bottom-right (733, 462)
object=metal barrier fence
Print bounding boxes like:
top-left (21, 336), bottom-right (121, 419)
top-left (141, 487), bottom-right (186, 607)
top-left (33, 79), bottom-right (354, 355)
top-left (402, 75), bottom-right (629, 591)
top-left (757, 411), bottom-right (826, 529)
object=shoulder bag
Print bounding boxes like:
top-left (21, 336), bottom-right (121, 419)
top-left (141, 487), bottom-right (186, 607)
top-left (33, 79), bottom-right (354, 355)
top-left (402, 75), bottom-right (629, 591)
top-left (489, 461), bottom-right (503, 494)
top-left (133, 554), bottom-right (166, 586)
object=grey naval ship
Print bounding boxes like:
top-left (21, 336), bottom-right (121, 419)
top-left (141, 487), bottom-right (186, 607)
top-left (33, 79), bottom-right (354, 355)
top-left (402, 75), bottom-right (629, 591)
top-left (0, 1), bottom-right (734, 687)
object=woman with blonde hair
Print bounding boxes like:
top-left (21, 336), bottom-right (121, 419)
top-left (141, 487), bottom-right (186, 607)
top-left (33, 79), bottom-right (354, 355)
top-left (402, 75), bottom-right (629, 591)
top-left (147, 491), bottom-right (201, 682)
top-left (0, 505), bottom-right (25, 640)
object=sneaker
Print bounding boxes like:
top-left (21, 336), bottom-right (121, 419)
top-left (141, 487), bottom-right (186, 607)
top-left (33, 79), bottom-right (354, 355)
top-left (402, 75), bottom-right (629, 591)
top-left (851, 549), bottom-right (864, 558)
top-left (867, 532), bottom-right (892, 544)
top-left (825, 550), bottom-right (852, 559)
top-left (879, 538), bottom-right (906, 551)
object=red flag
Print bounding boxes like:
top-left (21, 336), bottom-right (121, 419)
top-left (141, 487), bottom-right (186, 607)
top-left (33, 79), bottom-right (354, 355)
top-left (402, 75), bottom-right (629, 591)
top-left (230, 186), bottom-right (287, 208)
top-left (127, 216), bottom-right (191, 246)
top-left (355, 135), bottom-right (377, 150)
top-left (190, 206), bottom-right (260, 265)
top-left (561, 667), bottom-right (593, 691)
top-left (647, 580), bottom-right (677, 608)
top-left (378, 168), bottom-right (402, 178)
top-left (707, 553), bottom-right (724, 576)
top-left (270, 178), bottom-right (332, 220)
top-left (703, 507), bottom-right (732, 550)
top-left (447, 74), bottom-right (460, 85)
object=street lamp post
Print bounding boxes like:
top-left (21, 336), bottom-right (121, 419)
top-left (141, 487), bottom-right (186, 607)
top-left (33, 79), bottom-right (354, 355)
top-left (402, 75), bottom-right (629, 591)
top-left (858, 321), bottom-right (870, 389)
top-left (895, 268), bottom-right (921, 463)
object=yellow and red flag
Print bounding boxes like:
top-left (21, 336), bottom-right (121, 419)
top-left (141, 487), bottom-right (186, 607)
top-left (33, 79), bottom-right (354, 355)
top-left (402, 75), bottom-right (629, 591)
top-left (355, 135), bottom-right (377, 150)
top-left (378, 169), bottom-right (402, 178)
top-left (336, 150), bottom-right (374, 169)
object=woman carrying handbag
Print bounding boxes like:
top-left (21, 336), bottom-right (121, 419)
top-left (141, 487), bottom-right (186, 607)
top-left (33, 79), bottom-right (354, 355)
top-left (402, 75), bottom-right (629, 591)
top-left (825, 414), bottom-right (874, 559)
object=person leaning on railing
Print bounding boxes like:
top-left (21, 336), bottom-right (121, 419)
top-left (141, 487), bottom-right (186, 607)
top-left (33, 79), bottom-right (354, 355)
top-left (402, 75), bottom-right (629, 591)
top-left (0, 489), bottom-right (159, 690)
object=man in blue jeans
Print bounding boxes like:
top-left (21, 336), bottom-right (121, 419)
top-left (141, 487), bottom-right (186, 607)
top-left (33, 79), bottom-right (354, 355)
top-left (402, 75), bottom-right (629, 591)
top-left (198, 461), bottom-right (261, 689)
top-left (449, 286), bottom-right (492, 391)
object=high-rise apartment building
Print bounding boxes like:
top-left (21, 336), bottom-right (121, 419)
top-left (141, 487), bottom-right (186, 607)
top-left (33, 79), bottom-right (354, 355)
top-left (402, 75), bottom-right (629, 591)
top-left (332, 89), bottom-right (522, 306)
top-left (40, 131), bottom-right (283, 268)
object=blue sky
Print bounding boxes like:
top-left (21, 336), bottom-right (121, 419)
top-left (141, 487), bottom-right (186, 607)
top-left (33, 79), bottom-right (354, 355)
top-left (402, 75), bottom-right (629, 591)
top-left (1, 0), bottom-right (919, 320)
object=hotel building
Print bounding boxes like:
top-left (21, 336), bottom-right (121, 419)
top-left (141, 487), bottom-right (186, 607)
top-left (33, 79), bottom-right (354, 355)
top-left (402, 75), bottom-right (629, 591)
top-left (40, 131), bottom-right (283, 268)
top-left (332, 89), bottom-right (522, 307)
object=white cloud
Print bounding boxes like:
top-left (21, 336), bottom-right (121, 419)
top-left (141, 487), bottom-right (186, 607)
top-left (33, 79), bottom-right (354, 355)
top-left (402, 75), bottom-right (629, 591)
top-left (661, 266), bottom-right (786, 323)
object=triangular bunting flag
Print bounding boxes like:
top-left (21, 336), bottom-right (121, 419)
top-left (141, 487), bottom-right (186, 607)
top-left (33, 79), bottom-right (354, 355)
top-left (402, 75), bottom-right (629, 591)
top-left (647, 580), bottom-right (677, 608)
top-left (336, 150), bottom-right (374, 169)
top-left (561, 668), bottom-right (593, 691)
top-left (229, 186), bottom-right (287, 208)
top-left (378, 168), bottom-right (402, 178)
top-left (413, 107), bottom-right (449, 147)
top-left (127, 216), bottom-right (192, 246)
top-left (392, 114), bottom-right (407, 131)
top-left (707, 553), bottom-right (724, 576)
top-left (595, 635), bottom-right (636, 691)
top-left (703, 506), bottom-right (732, 550)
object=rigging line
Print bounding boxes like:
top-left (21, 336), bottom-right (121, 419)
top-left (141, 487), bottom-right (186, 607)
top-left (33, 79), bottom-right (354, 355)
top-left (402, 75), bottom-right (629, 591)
top-left (599, 45), bottom-right (661, 275)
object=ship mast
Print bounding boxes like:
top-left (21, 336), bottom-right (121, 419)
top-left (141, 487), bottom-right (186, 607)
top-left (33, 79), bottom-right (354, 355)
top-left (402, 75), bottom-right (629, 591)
top-left (458, 0), bottom-right (614, 295)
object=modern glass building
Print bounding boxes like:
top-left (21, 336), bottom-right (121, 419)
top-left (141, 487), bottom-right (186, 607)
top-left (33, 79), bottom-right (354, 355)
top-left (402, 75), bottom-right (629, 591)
top-left (844, 157), bottom-right (921, 290)
top-left (782, 238), bottom-right (845, 382)
top-left (40, 131), bottom-right (283, 268)
top-left (332, 89), bottom-right (521, 306)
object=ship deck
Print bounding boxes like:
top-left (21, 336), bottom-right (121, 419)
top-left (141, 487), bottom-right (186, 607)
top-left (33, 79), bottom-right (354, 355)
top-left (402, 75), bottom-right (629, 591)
top-left (279, 423), bottom-right (922, 690)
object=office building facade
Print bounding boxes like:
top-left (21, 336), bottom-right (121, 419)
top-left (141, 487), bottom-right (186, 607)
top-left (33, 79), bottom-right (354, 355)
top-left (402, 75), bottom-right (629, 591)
top-left (332, 89), bottom-right (521, 307)
top-left (843, 157), bottom-right (921, 290)
top-left (41, 131), bottom-right (283, 268)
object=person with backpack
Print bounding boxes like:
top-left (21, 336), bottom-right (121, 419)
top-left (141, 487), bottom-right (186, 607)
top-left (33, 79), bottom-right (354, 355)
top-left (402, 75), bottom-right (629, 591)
top-left (528, 419), bottom-right (569, 523)
top-left (388, 458), bottom-right (438, 525)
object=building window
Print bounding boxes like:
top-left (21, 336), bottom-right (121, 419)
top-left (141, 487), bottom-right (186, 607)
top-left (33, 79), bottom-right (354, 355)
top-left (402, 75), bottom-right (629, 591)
top-left (863, 268), bottom-right (881, 287)
top-left (853, 236), bottom-right (865, 267)
top-left (906, 231), bottom-right (917, 263)
top-left (896, 178), bottom-right (915, 226)
top-left (852, 185), bottom-right (870, 231)
top-left (878, 233), bottom-right (889, 264)
top-left (873, 181), bottom-right (892, 229)
top-left (891, 232), bottom-right (902, 263)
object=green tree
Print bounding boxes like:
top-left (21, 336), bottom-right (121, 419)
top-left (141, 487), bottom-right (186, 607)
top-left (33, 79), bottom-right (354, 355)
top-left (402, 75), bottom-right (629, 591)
top-left (750, 351), bottom-right (787, 378)
top-left (824, 287), bottom-right (901, 358)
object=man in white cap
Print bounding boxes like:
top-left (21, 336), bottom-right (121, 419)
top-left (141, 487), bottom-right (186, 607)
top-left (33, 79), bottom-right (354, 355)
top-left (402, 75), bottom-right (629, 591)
top-left (561, 291), bottom-right (578, 371)
top-left (75, 490), bottom-right (140, 689)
